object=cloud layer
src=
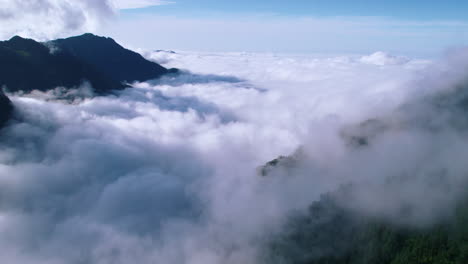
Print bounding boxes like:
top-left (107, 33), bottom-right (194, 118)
top-left (2, 48), bottom-right (468, 263)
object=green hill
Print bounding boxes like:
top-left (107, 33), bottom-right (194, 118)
top-left (266, 186), bottom-right (468, 264)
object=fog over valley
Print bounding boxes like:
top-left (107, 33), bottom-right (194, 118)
top-left (0, 43), bottom-right (468, 262)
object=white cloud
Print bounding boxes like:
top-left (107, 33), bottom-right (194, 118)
top-left (0, 0), bottom-right (177, 40)
top-left (111, 0), bottom-right (174, 9)
top-left (0, 0), bottom-right (115, 40)
top-left (2, 48), bottom-right (468, 263)
top-left (360, 51), bottom-right (410, 66)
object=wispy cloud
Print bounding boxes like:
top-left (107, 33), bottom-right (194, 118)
top-left (111, 0), bottom-right (174, 9)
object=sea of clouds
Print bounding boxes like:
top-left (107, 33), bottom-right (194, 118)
top-left (1, 48), bottom-right (468, 264)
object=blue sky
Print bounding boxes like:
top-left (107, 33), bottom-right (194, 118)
top-left (101, 0), bottom-right (468, 57)
top-left (127, 0), bottom-right (468, 21)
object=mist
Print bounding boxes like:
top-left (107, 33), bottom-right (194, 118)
top-left (1, 48), bottom-right (468, 263)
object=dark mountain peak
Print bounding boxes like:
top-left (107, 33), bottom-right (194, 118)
top-left (78, 33), bottom-right (101, 38)
top-left (2, 35), bottom-right (48, 53)
top-left (8, 35), bottom-right (26, 41)
top-left (51, 33), bottom-right (171, 83)
top-left (8, 35), bottom-right (32, 42)
top-left (6, 36), bottom-right (41, 47)
top-left (59, 33), bottom-right (117, 44)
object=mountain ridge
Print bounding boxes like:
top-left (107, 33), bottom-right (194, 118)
top-left (0, 33), bottom-right (176, 128)
top-left (50, 33), bottom-right (177, 84)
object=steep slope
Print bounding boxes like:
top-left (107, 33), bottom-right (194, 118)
top-left (51, 33), bottom-right (174, 84)
top-left (0, 36), bottom-right (125, 94)
top-left (0, 92), bottom-right (13, 128)
top-left (267, 186), bottom-right (468, 264)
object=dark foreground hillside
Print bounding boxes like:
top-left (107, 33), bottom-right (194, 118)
top-left (266, 186), bottom-right (468, 264)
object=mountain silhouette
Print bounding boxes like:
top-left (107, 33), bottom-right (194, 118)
top-left (0, 35), bottom-right (124, 94)
top-left (0, 33), bottom-right (176, 128)
top-left (51, 33), bottom-right (176, 84)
